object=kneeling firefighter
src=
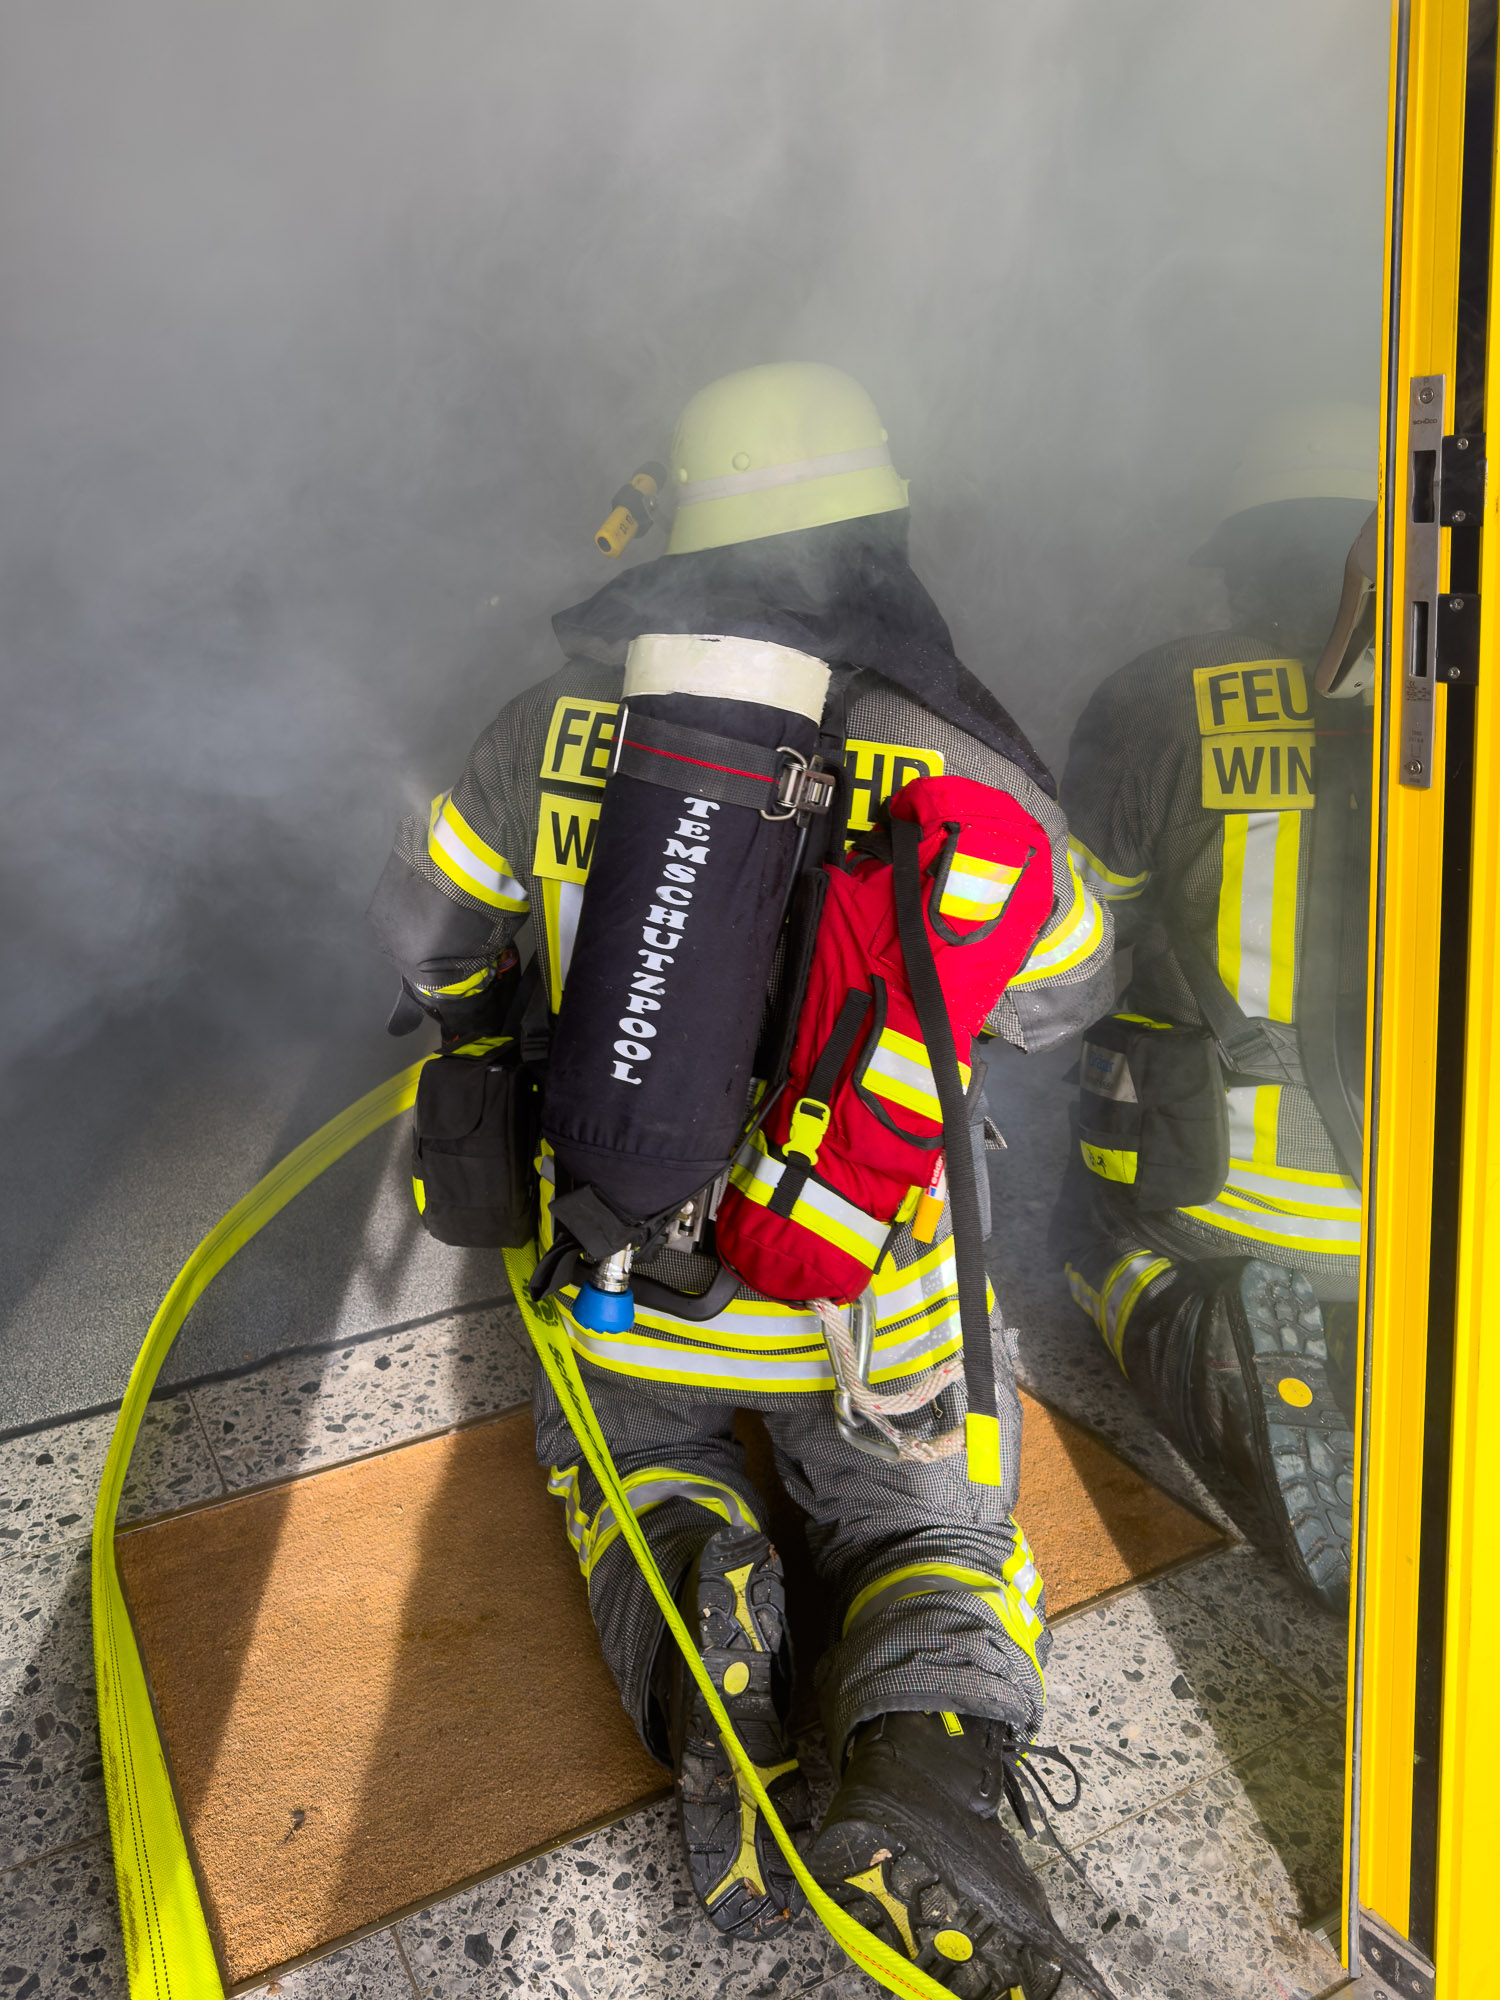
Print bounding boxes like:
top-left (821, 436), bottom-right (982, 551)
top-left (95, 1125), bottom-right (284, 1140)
top-left (369, 363), bottom-right (1116, 1999)
top-left (1050, 402), bottom-right (1377, 1615)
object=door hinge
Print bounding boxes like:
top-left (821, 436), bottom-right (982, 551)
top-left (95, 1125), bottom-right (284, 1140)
top-left (1438, 429), bottom-right (1485, 524)
top-left (1436, 589), bottom-right (1480, 684)
top-left (1400, 384), bottom-right (1485, 786)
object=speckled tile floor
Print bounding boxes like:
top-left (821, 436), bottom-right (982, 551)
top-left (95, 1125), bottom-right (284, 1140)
top-left (0, 1187), bottom-right (1360, 2000)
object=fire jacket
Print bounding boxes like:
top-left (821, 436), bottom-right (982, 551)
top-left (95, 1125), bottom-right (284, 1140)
top-left (371, 657), bottom-right (1113, 1396)
top-left (1059, 630), bottom-right (1371, 1296)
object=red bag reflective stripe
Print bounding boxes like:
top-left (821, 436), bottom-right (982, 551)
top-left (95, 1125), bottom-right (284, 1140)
top-left (715, 774), bottom-right (1055, 1304)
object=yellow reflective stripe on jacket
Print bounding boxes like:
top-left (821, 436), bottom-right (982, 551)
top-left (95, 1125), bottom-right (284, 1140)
top-left (1179, 1188), bottom-right (1362, 1257)
top-left (939, 852), bottom-right (1023, 921)
top-left (841, 1556), bottom-right (1045, 1689)
top-left (537, 875), bottom-right (585, 1011)
top-left (551, 1464), bottom-right (761, 1581)
top-left (869, 1236), bottom-right (959, 1324)
top-left (1068, 835), bottom-right (1150, 903)
top-left (1216, 809), bottom-right (1300, 1023)
top-left (1009, 853), bottom-right (1105, 986)
top-left (558, 1297), bottom-right (963, 1394)
top-left (729, 1132), bottom-right (889, 1268)
top-left (427, 791), bottom-right (530, 911)
top-left (556, 1249), bottom-right (971, 1397)
top-left (1177, 1081), bottom-right (1362, 1255)
top-left (861, 1026), bottom-right (970, 1125)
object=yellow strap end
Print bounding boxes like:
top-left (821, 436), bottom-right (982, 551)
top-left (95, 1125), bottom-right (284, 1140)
top-left (965, 1411), bottom-right (1002, 1486)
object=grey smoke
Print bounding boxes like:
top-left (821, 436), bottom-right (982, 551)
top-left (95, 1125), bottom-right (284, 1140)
top-left (0, 0), bottom-right (1388, 1074)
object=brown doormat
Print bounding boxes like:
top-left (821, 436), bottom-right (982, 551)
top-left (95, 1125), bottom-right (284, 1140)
top-left (119, 1391), bottom-right (1220, 1985)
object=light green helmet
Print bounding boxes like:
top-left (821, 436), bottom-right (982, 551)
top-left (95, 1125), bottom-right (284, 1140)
top-left (1221, 400), bottom-right (1379, 515)
top-left (665, 362), bottom-right (909, 556)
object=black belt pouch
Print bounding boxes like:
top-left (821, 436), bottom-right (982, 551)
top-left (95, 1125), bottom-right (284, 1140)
top-left (412, 1049), bottom-right (540, 1248)
top-left (1076, 1014), bottom-right (1229, 1211)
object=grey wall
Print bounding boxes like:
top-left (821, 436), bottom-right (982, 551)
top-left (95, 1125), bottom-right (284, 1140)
top-left (0, 1), bottom-right (1391, 1423)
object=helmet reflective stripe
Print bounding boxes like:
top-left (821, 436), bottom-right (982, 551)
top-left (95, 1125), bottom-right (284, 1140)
top-left (862, 1028), bottom-right (971, 1126)
top-left (675, 441), bottom-right (894, 507)
top-left (666, 363), bottom-right (907, 556)
top-left (1008, 856), bottom-right (1105, 985)
top-left (427, 791), bottom-right (529, 911)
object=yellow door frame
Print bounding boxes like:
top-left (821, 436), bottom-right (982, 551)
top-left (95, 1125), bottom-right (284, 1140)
top-left (1352, 1), bottom-right (1497, 1991)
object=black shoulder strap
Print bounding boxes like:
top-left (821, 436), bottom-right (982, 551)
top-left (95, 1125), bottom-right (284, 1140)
top-left (1166, 919), bottom-right (1304, 1087)
top-left (891, 814), bottom-right (997, 1467)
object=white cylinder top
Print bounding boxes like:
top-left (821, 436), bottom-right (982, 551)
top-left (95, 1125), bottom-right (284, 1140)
top-left (622, 632), bottom-right (830, 723)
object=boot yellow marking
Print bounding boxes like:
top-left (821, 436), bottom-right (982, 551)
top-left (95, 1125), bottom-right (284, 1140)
top-left (703, 1755), bottom-right (799, 1910)
top-left (1278, 1376), bottom-right (1314, 1407)
top-left (722, 1562), bottom-right (764, 1649)
top-left (933, 1928), bottom-right (973, 1961)
top-left (843, 1862), bottom-right (917, 1958)
top-left (723, 1660), bottom-right (750, 1696)
top-left (939, 1711), bottom-right (964, 1736)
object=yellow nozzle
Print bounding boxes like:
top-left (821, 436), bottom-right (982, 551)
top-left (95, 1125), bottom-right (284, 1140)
top-left (594, 464), bottom-right (666, 557)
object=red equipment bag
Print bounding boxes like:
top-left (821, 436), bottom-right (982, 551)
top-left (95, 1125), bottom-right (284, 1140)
top-left (715, 773), bottom-right (1055, 1307)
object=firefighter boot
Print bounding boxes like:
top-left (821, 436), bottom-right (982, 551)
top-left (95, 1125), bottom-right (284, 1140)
top-left (1114, 1257), bottom-right (1354, 1613)
top-left (1200, 1260), bottom-right (1355, 1614)
top-left (807, 1712), bottom-right (1116, 2000)
top-left (666, 1524), bottom-right (811, 1938)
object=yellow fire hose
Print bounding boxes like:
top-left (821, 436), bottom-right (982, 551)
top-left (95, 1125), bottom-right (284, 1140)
top-left (93, 1061), bottom-right (972, 2000)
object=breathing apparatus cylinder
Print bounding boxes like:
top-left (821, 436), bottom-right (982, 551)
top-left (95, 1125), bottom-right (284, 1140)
top-left (540, 633), bottom-right (831, 1328)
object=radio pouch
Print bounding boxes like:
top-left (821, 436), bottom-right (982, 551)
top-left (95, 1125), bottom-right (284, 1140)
top-left (1076, 1013), bottom-right (1228, 1211)
top-left (411, 968), bottom-right (547, 1248)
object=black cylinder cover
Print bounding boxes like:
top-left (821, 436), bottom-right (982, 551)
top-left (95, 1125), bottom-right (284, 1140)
top-left (541, 690), bottom-right (816, 1224)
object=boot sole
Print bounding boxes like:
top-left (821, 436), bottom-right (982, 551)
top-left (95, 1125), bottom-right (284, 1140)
top-left (806, 1814), bottom-right (1067, 2000)
top-left (1228, 1260), bottom-right (1354, 1614)
top-left (676, 1526), bottom-right (810, 1939)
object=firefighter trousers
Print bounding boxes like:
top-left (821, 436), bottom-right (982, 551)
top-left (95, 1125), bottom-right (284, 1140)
top-left (531, 1324), bottom-right (1048, 1772)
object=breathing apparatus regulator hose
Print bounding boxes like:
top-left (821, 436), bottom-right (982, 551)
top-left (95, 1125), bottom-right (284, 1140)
top-left (92, 1060), bottom-right (967, 2000)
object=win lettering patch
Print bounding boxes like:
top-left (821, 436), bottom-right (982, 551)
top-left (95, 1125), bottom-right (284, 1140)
top-left (533, 792), bottom-right (601, 883)
top-left (1192, 660), bottom-right (1315, 810)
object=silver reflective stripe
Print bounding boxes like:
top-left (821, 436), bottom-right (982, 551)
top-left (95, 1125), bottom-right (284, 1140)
top-left (875, 1243), bottom-right (959, 1320)
top-left (1098, 1250), bottom-right (1173, 1366)
top-left (564, 1318), bottom-right (835, 1385)
top-left (792, 1173), bottom-right (890, 1255)
top-left (676, 442), bottom-right (893, 506)
top-left (555, 879), bottom-right (585, 985)
top-left (1182, 1192), bottom-right (1363, 1250)
top-left (578, 1470), bottom-right (759, 1579)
